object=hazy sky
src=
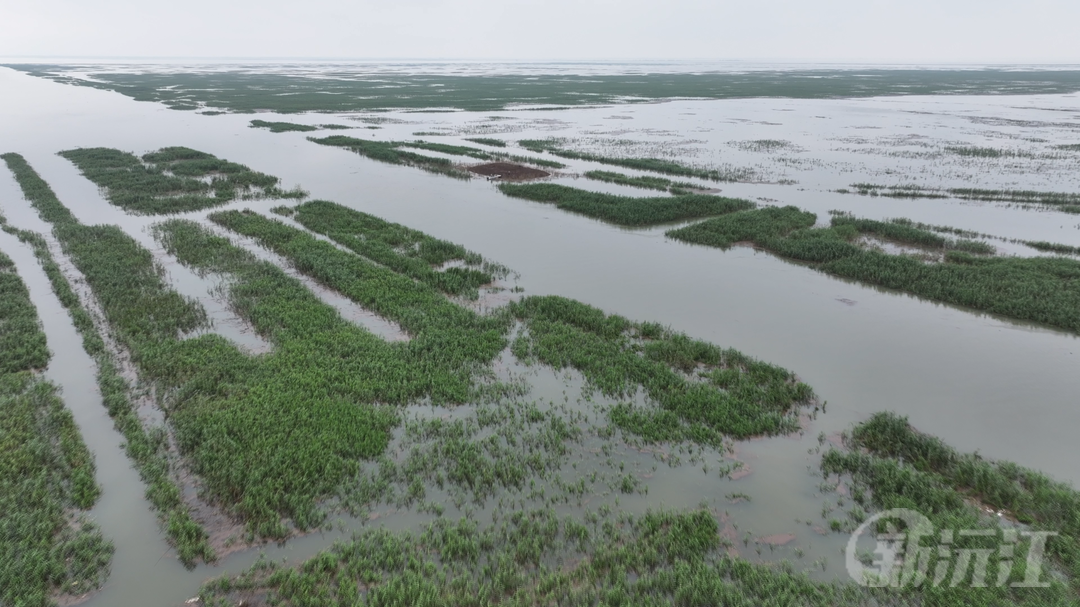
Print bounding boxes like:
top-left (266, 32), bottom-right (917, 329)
top-left (3, 0), bottom-right (1079, 63)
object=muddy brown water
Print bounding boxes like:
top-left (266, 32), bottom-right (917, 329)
top-left (2, 65), bottom-right (1080, 606)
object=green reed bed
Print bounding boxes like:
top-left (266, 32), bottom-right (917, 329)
top-left (497, 182), bottom-right (754, 227)
top-left (830, 215), bottom-right (996, 254)
top-left (583, 169), bottom-right (702, 193)
top-left (519, 139), bottom-right (753, 181)
top-left (821, 412), bottom-right (1079, 603)
top-left (58, 146), bottom-right (304, 215)
top-left (464, 137), bottom-right (507, 147)
top-left (0, 249), bottom-right (50, 373)
top-left (0, 238), bottom-right (112, 606)
top-left (153, 217), bottom-right (507, 536)
top-left (3, 152), bottom-right (215, 565)
top-left (289, 199), bottom-right (503, 298)
top-left (1, 373), bottom-right (114, 607)
top-left (309, 135), bottom-right (472, 179)
top-left (1025, 241), bottom-right (1080, 256)
top-left (670, 208), bottom-right (1080, 334)
top-left (400, 140), bottom-right (495, 160)
top-left (511, 296), bottom-right (814, 444)
top-left (249, 119), bottom-right (349, 133)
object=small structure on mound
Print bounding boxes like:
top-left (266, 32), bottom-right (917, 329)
top-left (468, 162), bottom-right (549, 180)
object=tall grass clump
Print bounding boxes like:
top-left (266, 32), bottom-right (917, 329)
top-left (249, 119), bottom-right (318, 133)
top-left (58, 146), bottom-right (305, 215)
top-left (822, 412), bottom-right (1080, 601)
top-left (2, 152), bottom-right (214, 566)
top-left (497, 182), bottom-right (754, 227)
top-left (290, 200), bottom-right (503, 298)
top-left (669, 208), bottom-right (1080, 334)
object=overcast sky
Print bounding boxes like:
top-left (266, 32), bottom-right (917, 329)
top-left (3, 0), bottom-right (1079, 63)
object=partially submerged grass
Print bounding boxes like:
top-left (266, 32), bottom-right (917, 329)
top-left (520, 138), bottom-right (754, 181)
top-left (59, 146), bottom-right (305, 214)
top-left (511, 296), bottom-right (814, 444)
top-left (497, 182), bottom-right (754, 226)
top-left (669, 208), bottom-right (1080, 334)
top-left (249, 120), bottom-right (350, 133)
top-left (849, 183), bottom-right (1080, 213)
top-left (583, 169), bottom-right (702, 193)
top-left (309, 135), bottom-right (472, 179)
top-left (1025, 241), bottom-right (1080, 256)
top-left (464, 137), bottom-right (507, 147)
top-left (822, 412), bottom-right (1080, 602)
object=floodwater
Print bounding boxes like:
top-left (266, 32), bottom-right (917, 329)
top-left (2, 65), bottom-right (1080, 606)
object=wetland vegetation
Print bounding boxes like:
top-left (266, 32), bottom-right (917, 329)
top-left (669, 208), bottom-right (1080, 334)
top-left (13, 67), bottom-right (1080, 112)
top-left (848, 183), bottom-right (1080, 214)
top-left (497, 182), bottom-right (754, 226)
top-left (58, 146), bottom-right (305, 214)
top-left (0, 239), bottom-right (113, 607)
top-left (583, 169), bottom-right (702, 193)
top-left (520, 139), bottom-right (754, 181)
top-left (249, 120), bottom-right (350, 133)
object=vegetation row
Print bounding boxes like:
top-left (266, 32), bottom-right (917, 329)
top-left (496, 182), bottom-right (755, 226)
top-left (59, 146), bottom-right (305, 215)
top-left (668, 206), bottom-right (1080, 334)
top-left (2, 152), bottom-right (215, 566)
top-left (519, 138), bottom-right (753, 182)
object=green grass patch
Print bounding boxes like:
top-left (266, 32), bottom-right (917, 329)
top-left (849, 183), bottom-right (1080, 209)
top-left (1025, 241), bottom-right (1080, 256)
top-left (670, 208), bottom-right (1080, 333)
top-left (463, 137), bottom-right (507, 147)
top-left (497, 182), bottom-right (754, 227)
top-left (584, 169), bottom-right (700, 193)
top-left (250, 120), bottom-right (351, 133)
top-left (400, 140), bottom-right (494, 160)
top-left (58, 146), bottom-right (305, 215)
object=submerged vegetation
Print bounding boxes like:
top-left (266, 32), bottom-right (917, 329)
top-left (59, 146), bottom-right (305, 214)
top-left (0, 238), bottom-right (113, 606)
top-left (520, 139), bottom-right (754, 182)
top-left (669, 208), bottom-right (1080, 334)
top-left (849, 183), bottom-right (1080, 214)
top-left (497, 182), bottom-right (754, 226)
top-left (822, 412), bottom-right (1080, 602)
top-left (249, 119), bottom-right (349, 133)
top-left (463, 137), bottom-right (507, 147)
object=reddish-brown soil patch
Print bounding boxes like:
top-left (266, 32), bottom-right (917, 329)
top-left (469, 162), bottom-right (550, 180)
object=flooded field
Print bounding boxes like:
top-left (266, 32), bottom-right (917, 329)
top-left (2, 63), bottom-right (1080, 606)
